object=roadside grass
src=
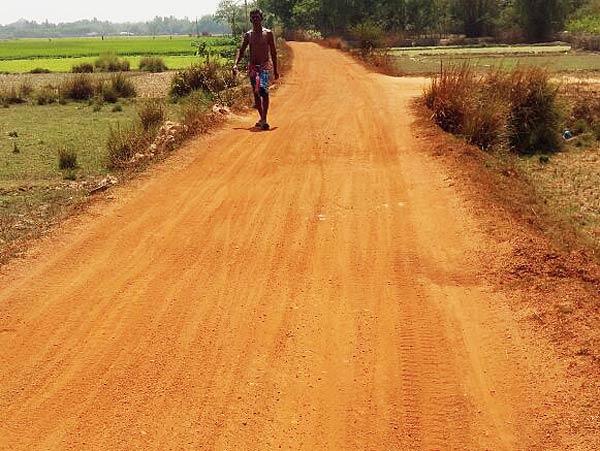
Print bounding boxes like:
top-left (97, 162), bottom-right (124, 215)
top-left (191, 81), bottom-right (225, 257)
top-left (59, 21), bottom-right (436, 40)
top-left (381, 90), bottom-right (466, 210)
top-left (392, 53), bottom-right (600, 75)
top-left (515, 147), bottom-right (600, 248)
top-left (0, 102), bottom-right (138, 180)
top-left (1, 72), bottom-right (177, 99)
top-left (0, 55), bottom-right (227, 74)
top-left (390, 44), bottom-right (572, 56)
top-left (0, 184), bottom-right (88, 262)
top-left (423, 62), bottom-right (600, 253)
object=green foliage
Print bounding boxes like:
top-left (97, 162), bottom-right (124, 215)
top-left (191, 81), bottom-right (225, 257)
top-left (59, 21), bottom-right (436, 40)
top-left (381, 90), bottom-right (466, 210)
top-left (350, 20), bottom-right (385, 53)
top-left (516, 0), bottom-right (569, 42)
top-left (58, 147), bottom-right (78, 170)
top-left (63, 169), bottom-right (77, 180)
top-left (450, 0), bottom-right (500, 38)
top-left (94, 53), bottom-right (131, 72)
top-left (139, 56), bottom-right (168, 72)
top-left (505, 68), bottom-right (563, 154)
top-left (170, 61), bottom-right (236, 98)
top-left (71, 62), bottom-right (94, 73)
top-left (92, 99), bottom-right (104, 112)
top-left (30, 67), bottom-right (51, 73)
top-left (292, 0), bottom-right (320, 29)
top-left (567, 15), bottom-right (600, 33)
top-left (215, 0), bottom-right (249, 36)
top-left (137, 99), bottom-right (166, 130)
top-left (0, 16), bottom-right (229, 40)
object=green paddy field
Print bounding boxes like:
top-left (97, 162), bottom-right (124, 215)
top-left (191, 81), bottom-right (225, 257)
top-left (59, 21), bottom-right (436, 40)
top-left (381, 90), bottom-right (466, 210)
top-left (0, 35), bottom-right (236, 73)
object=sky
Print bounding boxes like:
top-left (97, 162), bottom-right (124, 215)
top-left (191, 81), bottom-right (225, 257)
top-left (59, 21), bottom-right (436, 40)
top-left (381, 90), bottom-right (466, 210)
top-left (1, 0), bottom-right (222, 25)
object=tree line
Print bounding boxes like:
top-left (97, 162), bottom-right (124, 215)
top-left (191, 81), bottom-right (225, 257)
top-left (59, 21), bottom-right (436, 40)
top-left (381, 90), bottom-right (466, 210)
top-left (0, 16), bottom-right (229, 39)
top-left (220, 0), bottom-right (599, 42)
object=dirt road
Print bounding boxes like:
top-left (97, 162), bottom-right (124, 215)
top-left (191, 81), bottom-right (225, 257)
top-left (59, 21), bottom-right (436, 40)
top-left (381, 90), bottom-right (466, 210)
top-left (0, 43), bottom-right (582, 450)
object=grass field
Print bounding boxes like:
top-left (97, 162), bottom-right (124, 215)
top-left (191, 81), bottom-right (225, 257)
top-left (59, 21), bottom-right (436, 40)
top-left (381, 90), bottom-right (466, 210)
top-left (0, 55), bottom-right (218, 73)
top-left (0, 35), bottom-right (237, 73)
top-left (393, 52), bottom-right (600, 74)
top-left (390, 44), bottom-right (571, 56)
top-left (0, 35), bottom-right (235, 59)
top-left (0, 103), bottom-right (140, 181)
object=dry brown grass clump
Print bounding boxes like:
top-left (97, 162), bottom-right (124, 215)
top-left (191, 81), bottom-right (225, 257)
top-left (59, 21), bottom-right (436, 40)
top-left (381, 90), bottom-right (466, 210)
top-left (424, 65), bottom-right (563, 154)
top-left (61, 74), bottom-right (95, 100)
top-left (170, 61), bottom-right (237, 99)
top-left (137, 99), bottom-right (166, 131)
top-left (106, 124), bottom-right (154, 169)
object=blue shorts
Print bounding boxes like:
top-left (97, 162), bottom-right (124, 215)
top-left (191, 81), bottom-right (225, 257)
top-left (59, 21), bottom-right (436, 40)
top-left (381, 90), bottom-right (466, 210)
top-left (250, 69), bottom-right (270, 95)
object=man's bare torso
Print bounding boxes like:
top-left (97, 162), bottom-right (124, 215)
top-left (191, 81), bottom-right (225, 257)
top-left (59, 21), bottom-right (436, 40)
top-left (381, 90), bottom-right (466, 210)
top-left (247, 28), bottom-right (272, 65)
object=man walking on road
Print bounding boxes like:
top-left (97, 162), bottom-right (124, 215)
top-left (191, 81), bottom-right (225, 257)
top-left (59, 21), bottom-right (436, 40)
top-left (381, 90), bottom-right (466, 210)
top-left (233, 8), bottom-right (279, 131)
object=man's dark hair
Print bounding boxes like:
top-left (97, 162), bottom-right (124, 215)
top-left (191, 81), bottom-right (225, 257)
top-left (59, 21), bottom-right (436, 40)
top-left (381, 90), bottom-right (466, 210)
top-left (249, 8), bottom-right (264, 18)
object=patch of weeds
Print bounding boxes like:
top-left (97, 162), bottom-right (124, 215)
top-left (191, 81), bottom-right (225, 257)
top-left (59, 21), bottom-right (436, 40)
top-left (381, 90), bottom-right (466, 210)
top-left (574, 133), bottom-right (594, 148)
top-left (71, 63), bottom-right (94, 73)
top-left (100, 82), bottom-right (119, 103)
top-left (139, 56), bottom-right (168, 72)
top-left (109, 73), bottom-right (136, 98)
top-left (170, 61), bottom-right (237, 98)
top-left (112, 103), bottom-right (123, 112)
top-left (62, 74), bottom-right (95, 101)
top-left (106, 124), bottom-right (153, 169)
top-left (95, 53), bottom-right (130, 72)
top-left (572, 118), bottom-right (591, 135)
top-left (0, 86), bottom-right (26, 105)
top-left (425, 65), bottom-right (563, 154)
top-left (593, 124), bottom-right (600, 141)
top-left (58, 147), bottom-right (78, 170)
top-left (35, 87), bottom-right (59, 105)
top-left (539, 155), bottom-right (551, 164)
top-left (137, 99), bottom-right (165, 131)
top-left (179, 91), bottom-right (213, 134)
top-left (92, 99), bottom-right (104, 112)
top-left (62, 169), bottom-right (77, 180)
top-left (18, 81), bottom-right (34, 99)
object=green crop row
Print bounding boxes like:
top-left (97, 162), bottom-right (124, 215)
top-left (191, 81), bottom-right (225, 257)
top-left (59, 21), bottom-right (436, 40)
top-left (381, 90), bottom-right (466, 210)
top-left (0, 35), bottom-right (236, 60)
top-left (0, 55), bottom-right (231, 73)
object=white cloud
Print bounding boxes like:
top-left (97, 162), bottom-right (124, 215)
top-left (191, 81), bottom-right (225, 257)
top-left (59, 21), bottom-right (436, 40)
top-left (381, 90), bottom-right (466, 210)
top-left (1, 0), bottom-right (222, 25)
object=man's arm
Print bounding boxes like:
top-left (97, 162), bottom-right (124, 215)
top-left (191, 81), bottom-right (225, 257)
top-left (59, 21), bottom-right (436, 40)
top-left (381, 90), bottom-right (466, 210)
top-left (233, 32), bottom-right (249, 75)
top-left (268, 31), bottom-right (279, 79)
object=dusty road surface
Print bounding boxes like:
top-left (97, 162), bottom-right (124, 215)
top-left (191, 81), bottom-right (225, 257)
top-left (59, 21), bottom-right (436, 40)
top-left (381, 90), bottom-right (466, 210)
top-left (0, 43), bottom-right (586, 450)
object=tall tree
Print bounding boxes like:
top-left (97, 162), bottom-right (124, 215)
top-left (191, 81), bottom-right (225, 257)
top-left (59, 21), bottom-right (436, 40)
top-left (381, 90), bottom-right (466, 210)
top-left (516, 0), bottom-right (568, 41)
top-left (451, 0), bottom-right (500, 37)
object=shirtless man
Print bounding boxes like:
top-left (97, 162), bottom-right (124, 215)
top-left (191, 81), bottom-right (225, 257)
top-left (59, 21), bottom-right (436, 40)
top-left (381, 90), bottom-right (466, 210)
top-left (233, 8), bottom-right (279, 130)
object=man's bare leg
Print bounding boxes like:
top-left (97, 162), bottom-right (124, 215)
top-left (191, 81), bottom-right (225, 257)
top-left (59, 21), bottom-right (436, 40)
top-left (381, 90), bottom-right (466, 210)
top-left (261, 93), bottom-right (270, 129)
top-left (254, 93), bottom-right (263, 125)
